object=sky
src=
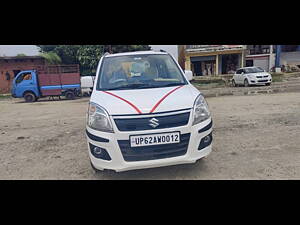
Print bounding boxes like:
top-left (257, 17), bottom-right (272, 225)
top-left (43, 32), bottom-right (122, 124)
top-left (0, 45), bottom-right (178, 59)
top-left (0, 45), bottom-right (40, 56)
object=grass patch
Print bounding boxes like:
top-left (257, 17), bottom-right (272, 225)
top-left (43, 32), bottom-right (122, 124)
top-left (271, 74), bottom-right (284, 82)
top-left (0, 94), bottom-right (11, 99)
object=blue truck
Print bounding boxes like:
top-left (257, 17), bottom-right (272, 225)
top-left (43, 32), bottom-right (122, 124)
top-left (11, 65), bottom-right (81, 102)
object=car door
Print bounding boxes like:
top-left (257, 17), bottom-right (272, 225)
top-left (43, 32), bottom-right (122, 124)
top-left (234, 69), bottom-right (241, 84)
top-left (239, 69), bottom-right (246, 84)
top-left (15, 71), bottom-right (37, 97)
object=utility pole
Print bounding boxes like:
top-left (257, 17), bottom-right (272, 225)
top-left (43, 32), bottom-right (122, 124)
top-left (275, 45), bottom-right (281, 72)
top-left (269, 45), bottom-right (274, 71)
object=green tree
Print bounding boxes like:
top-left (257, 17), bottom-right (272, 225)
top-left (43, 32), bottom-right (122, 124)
top-left (104, 45), bottom-right (151, 53)
top-left (16, 53), bottom-right (27, 57)
top-left (39, 52), bottom-right (62, 64)
top-left (37, 45), bottom-right (151, 75)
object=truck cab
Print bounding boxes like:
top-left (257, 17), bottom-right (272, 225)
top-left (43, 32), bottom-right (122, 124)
top-left (12, 70), bottom-right (40, 102)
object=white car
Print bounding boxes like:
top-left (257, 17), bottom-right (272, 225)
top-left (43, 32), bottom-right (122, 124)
top-left (86, 51), bottom-right (213, 172)
top-left (81, 76), bottom-right (95, 96)
top-left (232, 67), bottom-right (272, 87)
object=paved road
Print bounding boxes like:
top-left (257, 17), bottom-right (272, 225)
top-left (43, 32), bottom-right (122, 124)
top-left (0, 86), bottom-right (300, 179)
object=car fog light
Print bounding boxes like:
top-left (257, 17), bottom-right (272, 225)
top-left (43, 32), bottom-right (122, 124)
top-left (203, 135), bottom-right (211, 144)
top-left (89, 143), bottom-right (112, 161)
top-left (198, 132), bottom-right (213, 151)
top-left (93, 147), bottom-right (102, 155)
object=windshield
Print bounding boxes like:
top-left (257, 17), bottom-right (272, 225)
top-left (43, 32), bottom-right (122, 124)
top-left (96, 54), bottom-right (187, 91)
top-left (244, 67), bottom-right (264, 73)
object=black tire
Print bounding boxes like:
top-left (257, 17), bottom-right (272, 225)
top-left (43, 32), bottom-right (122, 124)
top-left (232, 80), bottom-right (237, 87)
top-left (266, 83), bottom-right (271, 86)
top-left (244, 79), bottom-right (250, 87)
top-left (24, 92), bottom-right (36, 102)
top-left (65, 91), bottom-right (75, 100)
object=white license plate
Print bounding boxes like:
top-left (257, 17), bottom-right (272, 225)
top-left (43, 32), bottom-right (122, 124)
top-left (130, 132), bottom-right (180, 148)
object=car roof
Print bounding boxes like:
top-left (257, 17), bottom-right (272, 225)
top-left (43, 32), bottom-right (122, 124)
top-left (239, 66), bottom-right (260, 69)
top-left (104, 51), bottom-right (168, 58)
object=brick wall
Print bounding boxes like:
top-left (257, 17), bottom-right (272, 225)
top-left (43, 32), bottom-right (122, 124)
top-left (0, 57), bottom-right (46, 94)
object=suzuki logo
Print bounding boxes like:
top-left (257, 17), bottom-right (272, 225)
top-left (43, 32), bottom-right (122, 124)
top-left (149, 118), bottom-right (159, 128)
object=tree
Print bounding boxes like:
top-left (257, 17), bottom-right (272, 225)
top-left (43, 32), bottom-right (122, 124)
top-left (104, 45), bottom-right (151, 53)
top-left (39, 52), bottom-right (62, 64)
top-left (16, 53), bottom-right (27, 57)
top-left (37, 45), bottom-right (151, 75)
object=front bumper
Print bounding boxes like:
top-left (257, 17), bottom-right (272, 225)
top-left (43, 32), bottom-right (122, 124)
top-left (250, 77), bottom-right (272, 85)
top-left (86, 118), bottom-right (213, 172)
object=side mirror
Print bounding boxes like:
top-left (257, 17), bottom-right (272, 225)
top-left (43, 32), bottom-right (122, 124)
top-left (184, 70), bottom-right (193, 81)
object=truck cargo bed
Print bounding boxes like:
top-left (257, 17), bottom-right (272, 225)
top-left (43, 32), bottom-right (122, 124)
top-left (37, 65), bottom-right (80, 96)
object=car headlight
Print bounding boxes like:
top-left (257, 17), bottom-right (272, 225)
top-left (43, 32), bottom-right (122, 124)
top-left (192, 94), bottom-right (211, 125)
top-left (87, 102), bottom-right (114, 133)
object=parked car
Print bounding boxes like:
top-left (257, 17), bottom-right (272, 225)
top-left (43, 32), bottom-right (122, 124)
top-left (232, 66), bottom-right (272, 87)
top-left (81, 76), bottom-right (95, 97)
top-left (86, 51), bottom-right (213, 172)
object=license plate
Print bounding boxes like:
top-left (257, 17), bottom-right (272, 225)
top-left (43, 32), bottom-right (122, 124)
top-left (130, 132), bottom-right (180, 148)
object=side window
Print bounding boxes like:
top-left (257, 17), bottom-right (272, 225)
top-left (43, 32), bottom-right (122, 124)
top-left (16, 72), bottom-right (32, 84)
top-left (236, 69), bottom-right (241, 74)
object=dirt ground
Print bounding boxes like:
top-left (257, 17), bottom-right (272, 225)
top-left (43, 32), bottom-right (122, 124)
top-left (1, 85), bottom-right (300, 180)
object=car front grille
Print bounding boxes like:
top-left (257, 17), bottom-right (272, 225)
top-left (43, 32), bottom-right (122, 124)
top-left (118, 133), bottom-right (191, 162)
top-left (114, 111), bottom-right (191, 132)
top-left (258, 80), bottom-right (269, 82)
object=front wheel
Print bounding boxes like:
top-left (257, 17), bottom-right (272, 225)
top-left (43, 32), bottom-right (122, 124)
top-left (232, 79), bottom-right (237, 87)
top-left (24, 92), bottom-right (36, 102)
top-left (266, 83), bottom-right (271, 86)
top-left (244, 79), bottom-right (250, 87)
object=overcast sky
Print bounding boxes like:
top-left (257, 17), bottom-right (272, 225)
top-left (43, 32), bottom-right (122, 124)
top-left (0, 45), bottom-right (40, 56)
top-left (0, 45), bottom-right (178, 59)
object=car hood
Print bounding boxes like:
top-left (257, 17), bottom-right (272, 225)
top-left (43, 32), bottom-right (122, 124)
top-left (90, 85), bottom-right (200, 115)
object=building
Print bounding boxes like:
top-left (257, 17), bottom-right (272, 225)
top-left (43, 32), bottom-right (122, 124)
top-left (276, 45), bottom-right (300, 69)
top-left (179, 45), bottom-right (300, 75)
top-left (0, 56), bottom-right (47, 94)
top-left (179, 45), bottom-right (246, 76)
top-left (245, 45), bottom-right (275, 71)
top-left (246, 45), bottom-right (300, 72)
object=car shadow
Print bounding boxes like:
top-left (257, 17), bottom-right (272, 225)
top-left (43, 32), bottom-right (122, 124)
top-left (14, 97), bottom-right (84, 104)
top-left (93, 159), bottom-right (209, 180)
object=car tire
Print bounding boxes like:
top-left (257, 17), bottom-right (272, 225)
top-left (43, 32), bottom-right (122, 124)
top-left (244, 79), bottom-right (250, 87)
top-left (232, 80), bottom-right (237, 87)
top-left (65, 91), bottom-right (75, 100)
top-left (266, 83), bottom-right (271, 86)
top-left (24, 92), bottom-right (36, 102)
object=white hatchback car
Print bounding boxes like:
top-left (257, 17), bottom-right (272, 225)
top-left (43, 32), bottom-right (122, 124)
top-left (86, 51), bottom-right (213, 172)
top-left (232, 67), bottom-right (272, 87)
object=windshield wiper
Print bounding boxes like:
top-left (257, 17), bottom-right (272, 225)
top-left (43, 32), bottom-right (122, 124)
top-left (156, 83), bottom-right (186, 88)
top-left (104, 83), bottom-right (153, 91)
